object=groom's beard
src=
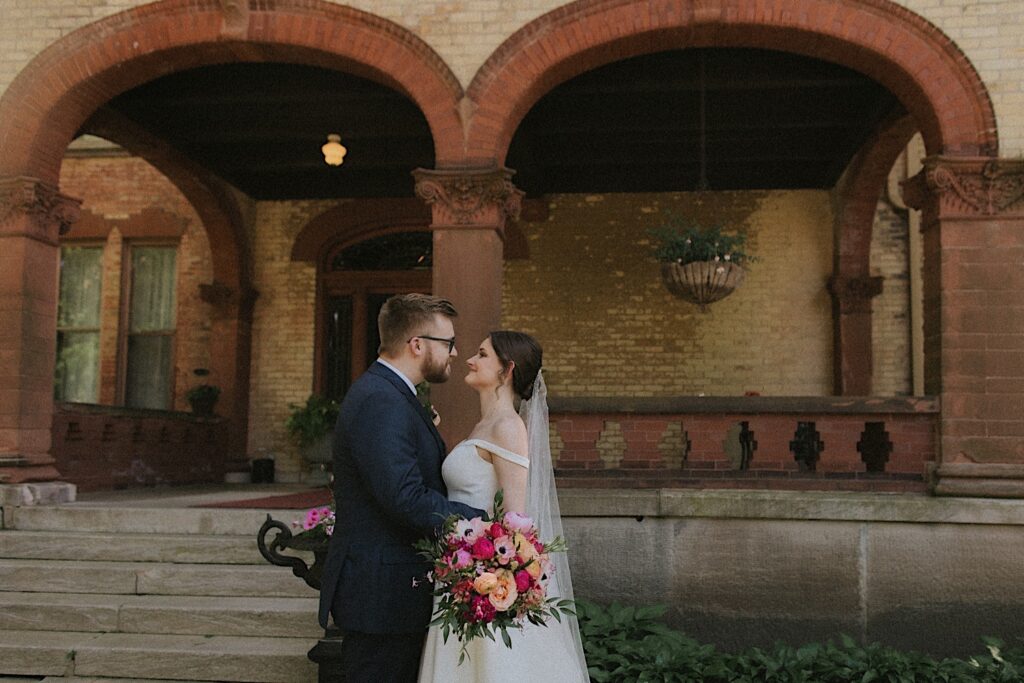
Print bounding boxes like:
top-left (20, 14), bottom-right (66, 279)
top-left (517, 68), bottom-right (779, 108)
top-left (421, 349), bottom-right (452, 384)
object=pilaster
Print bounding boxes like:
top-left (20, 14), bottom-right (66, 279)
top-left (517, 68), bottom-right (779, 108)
top-left (902, 157), bottom-right (1024, 497)
top-left (0, 177), bottom-right (81, 500)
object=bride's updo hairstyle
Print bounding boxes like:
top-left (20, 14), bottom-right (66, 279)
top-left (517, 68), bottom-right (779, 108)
top-left (489, 331), bottom-right (543, 401)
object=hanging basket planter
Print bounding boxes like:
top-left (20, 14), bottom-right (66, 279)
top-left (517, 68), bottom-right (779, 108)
top-left (660, 260), bottom-right (746, 312)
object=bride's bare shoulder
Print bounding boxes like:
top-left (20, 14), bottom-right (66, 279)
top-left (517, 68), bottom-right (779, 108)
top-left (485, 414), bottom-right (529, 460)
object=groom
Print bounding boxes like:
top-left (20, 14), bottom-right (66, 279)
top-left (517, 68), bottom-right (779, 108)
top-left (318, 293), bottom-right (485, 683)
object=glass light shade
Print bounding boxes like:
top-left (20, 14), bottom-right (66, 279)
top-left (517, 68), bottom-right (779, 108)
top-left (322, 134), bottom-right (347, 166)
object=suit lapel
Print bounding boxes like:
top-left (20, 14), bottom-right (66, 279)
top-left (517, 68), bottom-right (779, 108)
top-left (368, 363), bottom-right (446, 457)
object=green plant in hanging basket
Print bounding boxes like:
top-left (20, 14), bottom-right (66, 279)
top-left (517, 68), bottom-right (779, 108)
top-left (649, 218), bottom-right (754, 311)
top-left (649, 220), bottom-right (753, 267)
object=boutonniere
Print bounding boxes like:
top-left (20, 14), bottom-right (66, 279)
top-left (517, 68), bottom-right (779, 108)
top-left (430, 407), bottom-right (441, 427)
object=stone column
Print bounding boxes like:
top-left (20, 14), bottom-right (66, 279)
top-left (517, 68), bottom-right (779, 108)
top-left (902, 157), bottom-right (1024, 497)
top-left (0, 176), bottom-right (81, 504)
top-left (413, 167), bottom-right (523, 445)
top-left (827, 274), bottom-right (884, 395)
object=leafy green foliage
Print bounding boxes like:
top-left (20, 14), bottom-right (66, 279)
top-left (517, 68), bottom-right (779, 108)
top-left (577, 600), bottom-right (1024, 683)
top-left (649, 215), bottom-right (753, 267)
top-left (285, 394), bottom-right (340, 448)
top-left (185, 383), bottom-right (220, 403)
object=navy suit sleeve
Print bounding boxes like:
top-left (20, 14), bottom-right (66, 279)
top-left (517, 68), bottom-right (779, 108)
top-left (346, 391), bottom-right (483, 535)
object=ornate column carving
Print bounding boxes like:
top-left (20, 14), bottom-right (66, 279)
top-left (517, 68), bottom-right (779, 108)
top-left (901, 157), bottom-right (1024, 220)
top-left (0, 176), bottom-right (82, 243)
top-left (413, 167), bottom-right (523, 232)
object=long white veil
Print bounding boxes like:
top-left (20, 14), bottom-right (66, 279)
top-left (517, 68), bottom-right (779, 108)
top-left (520, 371), bottom-right (589, 677)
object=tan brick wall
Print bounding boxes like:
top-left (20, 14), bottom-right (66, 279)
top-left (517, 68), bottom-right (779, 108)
top-left (501, 191), bottom-right (835, 398)
top-left (871, 198), bottom-right (913, 396)
top-left (1, 1), bottom-right (1023, 154)
top-left (245, 199), bottom-right (334, 481)
top-left (58, 154), bottom-right (214, 412)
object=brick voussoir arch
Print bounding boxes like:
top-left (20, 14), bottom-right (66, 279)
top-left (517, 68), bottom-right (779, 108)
top-left (466, 0), bottom-right (997, 165)
top-left (291, 199), bottom-right (432, 265)
top-left (0, 0), bottom-right (466, 183)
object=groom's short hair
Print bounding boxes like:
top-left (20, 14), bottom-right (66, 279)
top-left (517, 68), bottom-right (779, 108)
top-left (378, 293), bottom-right (458, 356)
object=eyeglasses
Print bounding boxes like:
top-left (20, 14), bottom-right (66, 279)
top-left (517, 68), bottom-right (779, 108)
top-left (409, 335), bottom-right (456, 353)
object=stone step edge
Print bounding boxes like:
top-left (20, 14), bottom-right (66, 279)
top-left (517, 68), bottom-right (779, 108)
top-left (3, 506), bottom-right (318, 537)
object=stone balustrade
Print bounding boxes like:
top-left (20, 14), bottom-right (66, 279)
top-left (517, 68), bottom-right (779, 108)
top-left (51, 403), bottom-right (230, 492)
top-left (550, 396), bottom-right (938, 492)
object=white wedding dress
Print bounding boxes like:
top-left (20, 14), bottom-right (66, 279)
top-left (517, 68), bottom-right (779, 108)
top-left (417, 438), bottom-right (589, 682)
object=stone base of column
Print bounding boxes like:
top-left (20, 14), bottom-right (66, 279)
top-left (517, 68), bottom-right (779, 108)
top-left (0, 481), bottom-right (77, 506)
top-left (928, 463), bottom-right (1024, 498)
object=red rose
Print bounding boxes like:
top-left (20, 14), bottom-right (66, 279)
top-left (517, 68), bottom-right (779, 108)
top-left (488, 523), bottom-right (505, 538)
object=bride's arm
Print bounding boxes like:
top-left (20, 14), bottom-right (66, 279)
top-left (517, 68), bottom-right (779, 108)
top-left (489, 418), bottom-right (530, 514)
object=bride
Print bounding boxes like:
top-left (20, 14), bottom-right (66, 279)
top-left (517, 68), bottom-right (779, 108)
top-left (418, 331), bottom-right (589, 682)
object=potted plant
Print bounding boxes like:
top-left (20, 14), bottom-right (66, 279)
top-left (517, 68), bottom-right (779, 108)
top-left (185, 383), bottom-right (220, 416)
top-left (286, 394), bottom-right (340, 469)
top-left (650, 217), bottom-right (753, 311)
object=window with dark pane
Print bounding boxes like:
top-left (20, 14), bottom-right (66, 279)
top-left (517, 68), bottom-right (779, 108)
top-left (331, 232), bottom-right (432, 271)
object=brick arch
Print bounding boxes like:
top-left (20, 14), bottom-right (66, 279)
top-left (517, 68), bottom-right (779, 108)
top-left (291, 199), bottom-right (431, 266)
top-left (465, 0), bottom-right (998, 165)
top-left (830, 113), bottom-right (919, 395)
top-left (0, 0), bottom-right (466, 188)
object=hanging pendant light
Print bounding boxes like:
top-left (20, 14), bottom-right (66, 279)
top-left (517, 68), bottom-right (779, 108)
top-left (321, 134), bottom-right (347, 166)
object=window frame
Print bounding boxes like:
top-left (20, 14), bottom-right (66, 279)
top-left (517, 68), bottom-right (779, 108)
top-left (54, 242), bottom-right (105, 404)
top-left (117, 240), bottom-right (180, 410)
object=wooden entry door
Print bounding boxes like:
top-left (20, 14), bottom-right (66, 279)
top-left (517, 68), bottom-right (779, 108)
top-left (316, 231), bottom-right (432, 402)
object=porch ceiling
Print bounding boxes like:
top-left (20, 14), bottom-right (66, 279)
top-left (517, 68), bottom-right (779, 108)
top-left (94, 49), bottom-right (903, 200)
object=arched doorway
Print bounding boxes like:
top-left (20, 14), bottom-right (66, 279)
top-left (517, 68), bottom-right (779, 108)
top-left (317, 230), bottom-right (433, 402)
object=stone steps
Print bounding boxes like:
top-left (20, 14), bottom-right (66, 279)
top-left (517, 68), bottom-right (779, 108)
top-left (4, 506), bottom-right (301, 536)
top-left (0, 504), bottom-right (322, 682)
top-left (0, 530), bottom-right (267, 564)
top-left (0, 630), bottom-right (317, 682)
top-left (0, 592), bottom-right (321, 638)
top-left (0, 559), bottom-right (316, 597)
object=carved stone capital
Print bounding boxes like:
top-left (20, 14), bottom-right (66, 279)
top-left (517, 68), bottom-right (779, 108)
top-left (901, 156), bottom-right (1024, 219)
top-left (0, 176), bottom-right (82, 243)
top-left (412, 167), bottom-right (523, 230)
top-left (827, 274), bottom-right (884, 314)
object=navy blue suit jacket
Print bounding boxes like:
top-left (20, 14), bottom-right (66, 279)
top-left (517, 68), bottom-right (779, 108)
top-left (317, 362), bottom-right (483, 633)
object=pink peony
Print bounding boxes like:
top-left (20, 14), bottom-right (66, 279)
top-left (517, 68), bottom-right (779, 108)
top-left (452, 549), bottom-right (473, 570)
top-left (503, 511), bottom-right (534, 533)
top-left (471, 537), bottom-right (495, 560)
top-left (514, 570), bottom-right (531, 592)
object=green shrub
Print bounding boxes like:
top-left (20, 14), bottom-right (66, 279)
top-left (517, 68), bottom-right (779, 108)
top-left (576, 600), bottom-right (1024, 683)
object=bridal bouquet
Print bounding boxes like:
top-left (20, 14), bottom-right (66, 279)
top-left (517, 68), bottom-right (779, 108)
top-left (414, 491), bottom-right (575, 662)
